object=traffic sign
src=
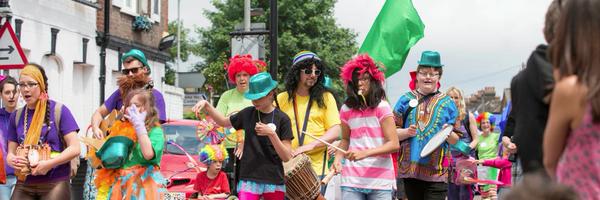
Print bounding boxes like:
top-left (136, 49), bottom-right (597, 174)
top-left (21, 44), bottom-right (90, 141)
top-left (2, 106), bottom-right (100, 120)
top-left (0, 21), bottom-right (27, 69)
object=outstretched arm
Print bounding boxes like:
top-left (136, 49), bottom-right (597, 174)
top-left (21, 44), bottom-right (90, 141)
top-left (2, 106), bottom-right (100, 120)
top-left (192, 100), bottom-right (232, 127)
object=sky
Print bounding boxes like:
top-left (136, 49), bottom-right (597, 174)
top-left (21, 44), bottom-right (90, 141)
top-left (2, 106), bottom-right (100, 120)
top-left (169, 0), bottom-right (553, 103)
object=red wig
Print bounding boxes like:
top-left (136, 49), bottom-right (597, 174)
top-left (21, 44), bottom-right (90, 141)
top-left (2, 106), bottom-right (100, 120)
top-left (226, 54), bottom-right (262, 83)
top-left (340, 54), bottom-right (385, 85)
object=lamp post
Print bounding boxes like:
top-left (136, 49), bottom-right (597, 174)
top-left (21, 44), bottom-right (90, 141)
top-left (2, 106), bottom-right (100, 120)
top-left (175, 0), bottom-right (181, 87)
top-left (269, 0), bottom-right (277, 81)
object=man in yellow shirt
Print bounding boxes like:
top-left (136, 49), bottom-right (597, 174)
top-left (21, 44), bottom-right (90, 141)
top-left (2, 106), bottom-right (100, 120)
top-left (277, 51), bottom-right (341, 182)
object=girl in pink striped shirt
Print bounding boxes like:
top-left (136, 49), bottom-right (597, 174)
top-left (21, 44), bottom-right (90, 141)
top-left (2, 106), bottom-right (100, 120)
top-left (333, 54), bottom-right (399, 199)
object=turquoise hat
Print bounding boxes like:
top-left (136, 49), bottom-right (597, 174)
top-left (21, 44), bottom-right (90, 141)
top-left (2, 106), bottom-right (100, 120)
top-left (121, 49), bottom-right (151, 72)
top-left (244, 72), bottom-right (278, 100)
top-left (96, 136), bottom-right (134, 169)
top-left (417, 51), bottom-right (444, 67)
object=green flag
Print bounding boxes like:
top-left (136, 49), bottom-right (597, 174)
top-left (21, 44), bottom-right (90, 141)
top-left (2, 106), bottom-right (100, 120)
top-left (359, 0), bottom-right (425, 78)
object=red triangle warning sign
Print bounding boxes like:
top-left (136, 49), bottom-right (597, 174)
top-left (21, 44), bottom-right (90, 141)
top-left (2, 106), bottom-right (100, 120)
top-left (0, 21), bottom-right (27, 69)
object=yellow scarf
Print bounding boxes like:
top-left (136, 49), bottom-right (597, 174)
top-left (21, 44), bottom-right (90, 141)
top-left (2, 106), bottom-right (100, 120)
top-left (20, 64), bottom-right (48, 145)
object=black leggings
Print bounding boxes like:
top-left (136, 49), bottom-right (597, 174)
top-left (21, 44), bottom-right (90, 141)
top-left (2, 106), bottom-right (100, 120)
top-left (11, 180), bottom-right (71, 200)
top-left (403, 178), bottom-right (447, 200)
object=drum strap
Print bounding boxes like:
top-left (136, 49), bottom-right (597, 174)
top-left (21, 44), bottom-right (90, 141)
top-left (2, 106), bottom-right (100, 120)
top-left (293, 96), bottom-right (313, 146)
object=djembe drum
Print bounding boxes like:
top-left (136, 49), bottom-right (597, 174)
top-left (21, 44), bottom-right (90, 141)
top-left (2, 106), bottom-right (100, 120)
top-left (283, 154), bottom-right (321, 200)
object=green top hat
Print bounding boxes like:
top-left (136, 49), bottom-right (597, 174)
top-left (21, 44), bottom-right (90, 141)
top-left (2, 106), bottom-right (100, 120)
top-left (96, 136), bottom-right (134, 169)
top-left (417, 51), bottom-right (444, 67)
top-left (244, 72), bottom-right (278, 100)
top-left (121, 49), bottom-right (151, 72)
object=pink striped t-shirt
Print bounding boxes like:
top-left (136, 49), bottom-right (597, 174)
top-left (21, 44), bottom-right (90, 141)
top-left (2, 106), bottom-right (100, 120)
top-left (339, 100), bottom-right (396, 190)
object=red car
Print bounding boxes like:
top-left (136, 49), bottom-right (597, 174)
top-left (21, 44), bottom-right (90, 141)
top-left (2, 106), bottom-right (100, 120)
top-left (160, 119), bottom-right (207, 199)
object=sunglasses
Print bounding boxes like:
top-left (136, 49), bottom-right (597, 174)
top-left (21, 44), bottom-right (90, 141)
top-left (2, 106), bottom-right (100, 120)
top-left (303, 69), bottom-right (321, 76)
top-left (121, 66), bottom-right (144, 75)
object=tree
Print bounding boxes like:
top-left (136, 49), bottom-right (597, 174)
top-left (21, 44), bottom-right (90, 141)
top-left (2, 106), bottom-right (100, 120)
top-left (196, 0), bottom-right (358, 95)
top-left (165, 21), bottom-right (196, 85)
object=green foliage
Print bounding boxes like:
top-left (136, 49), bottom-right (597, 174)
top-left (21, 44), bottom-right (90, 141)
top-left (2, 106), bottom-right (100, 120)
top-left (167, 21), bottom-right (195, 62)
top-left (196, 0), bottom-right (358, 96)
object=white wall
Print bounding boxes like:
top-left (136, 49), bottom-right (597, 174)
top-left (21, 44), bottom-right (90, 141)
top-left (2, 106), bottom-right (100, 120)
top-left (12, 0), bottom-right (99, 130)
top-left (10, 0), bottom-right (183, 127)
top-left (163, 84), bottom-right (184, 120)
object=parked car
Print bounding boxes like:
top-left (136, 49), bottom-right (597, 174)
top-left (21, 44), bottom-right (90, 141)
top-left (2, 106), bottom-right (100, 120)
top-left (160, 119), bottom-right (207, 199)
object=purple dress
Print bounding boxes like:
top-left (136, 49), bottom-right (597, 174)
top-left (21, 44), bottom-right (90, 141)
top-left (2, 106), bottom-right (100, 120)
top-left (556, 105), bottom-right (600, 200)
top-left (7, 100), bottom-right (80, 184)
top-left (104, 89), bottom-right (166, 122)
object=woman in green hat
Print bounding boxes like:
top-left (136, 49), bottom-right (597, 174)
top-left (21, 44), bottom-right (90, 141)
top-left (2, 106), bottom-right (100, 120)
top-left (192, 72), bottom-right (293, 200)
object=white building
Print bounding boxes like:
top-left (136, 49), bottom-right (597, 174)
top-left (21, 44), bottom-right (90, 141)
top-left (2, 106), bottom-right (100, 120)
top-left (8, 0), bottom-right (183, 129)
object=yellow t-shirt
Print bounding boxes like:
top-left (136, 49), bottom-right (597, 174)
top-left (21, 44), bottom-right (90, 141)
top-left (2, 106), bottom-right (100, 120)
top-left (276, 91), bottom-right (341, 174)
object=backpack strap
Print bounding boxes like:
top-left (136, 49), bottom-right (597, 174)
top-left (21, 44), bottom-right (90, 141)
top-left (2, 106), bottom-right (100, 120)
top-left (53, 102), bottom-right (65, 150)
top-left (15, 107), bottom-right (24, 128)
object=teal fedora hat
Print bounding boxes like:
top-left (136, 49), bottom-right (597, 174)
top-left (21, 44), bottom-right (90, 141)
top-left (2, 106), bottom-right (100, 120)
top-left (122, 49), bottom-right (151, 72)
top-left (96, 136), bottom-right (134, 169)
top-left (244, 72), bottom-right (278, 100)
top-left (417, 51), bottom-right (444, 67)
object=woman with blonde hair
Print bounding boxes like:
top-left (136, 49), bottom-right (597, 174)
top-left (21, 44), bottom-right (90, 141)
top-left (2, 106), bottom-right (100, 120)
top-left (446, 86), bottom-right (478, 200)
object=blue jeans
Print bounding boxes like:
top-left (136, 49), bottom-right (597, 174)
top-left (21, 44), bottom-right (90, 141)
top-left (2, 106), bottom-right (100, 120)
top-left (341, 187), bottom-right (392, 200)
top-left (0, 175), bottom-right (16, 200)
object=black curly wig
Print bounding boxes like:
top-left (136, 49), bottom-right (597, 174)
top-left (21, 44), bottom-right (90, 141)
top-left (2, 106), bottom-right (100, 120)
top-left (283, 58), bottom-right (332, 108)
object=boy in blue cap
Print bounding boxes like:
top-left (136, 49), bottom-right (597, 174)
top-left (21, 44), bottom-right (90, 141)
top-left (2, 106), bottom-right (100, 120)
top-left (192, 72), bottom-right (293, 200)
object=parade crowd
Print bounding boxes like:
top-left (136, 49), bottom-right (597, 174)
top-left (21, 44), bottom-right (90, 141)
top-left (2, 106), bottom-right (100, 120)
top-left (0, 0), bottom-right (599, 200)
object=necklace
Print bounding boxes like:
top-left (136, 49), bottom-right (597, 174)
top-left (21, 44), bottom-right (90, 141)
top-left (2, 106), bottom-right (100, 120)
top-left (23, 108), bottom-right (28, 137)
top-left (257, 108), bottom-right (277, 132)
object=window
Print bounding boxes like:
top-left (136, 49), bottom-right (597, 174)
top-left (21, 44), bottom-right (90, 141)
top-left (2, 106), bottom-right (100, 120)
top-left (150, 0), bottom-right (160, 22)
top-left (121, 0), bottom-right (139, 16)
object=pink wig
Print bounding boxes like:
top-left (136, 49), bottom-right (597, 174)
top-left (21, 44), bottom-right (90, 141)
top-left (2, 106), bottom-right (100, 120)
top-left (226, 54), bottom-right (262, 83)
top-left (340, 54), bottom-right (385, 85)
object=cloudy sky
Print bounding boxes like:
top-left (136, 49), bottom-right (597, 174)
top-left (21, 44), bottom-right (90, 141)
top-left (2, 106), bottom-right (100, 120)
top-left (169, 0), bottom-right (553, 102)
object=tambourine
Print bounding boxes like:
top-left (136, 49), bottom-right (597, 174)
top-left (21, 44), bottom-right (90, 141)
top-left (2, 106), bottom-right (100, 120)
top-left (420, 126), bottom-right (453, 158)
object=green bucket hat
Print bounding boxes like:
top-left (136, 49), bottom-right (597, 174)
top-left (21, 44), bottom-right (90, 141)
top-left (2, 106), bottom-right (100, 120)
top-left (417, 51), bottom-right (444, 67)
top-left (95, 136), bottom-right (134, 169)
top-left (244, 72), bottom-right (278, 100)
top-left (121, 49), bottom-right (151, 72)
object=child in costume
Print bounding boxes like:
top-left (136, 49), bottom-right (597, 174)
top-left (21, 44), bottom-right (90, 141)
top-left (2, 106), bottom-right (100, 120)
top-left (332, 54), bottom-right (400, 199)
top-left (194, 144), bottom-right (231, 200)
top-left (192, 72), bottom-right (293, 200)
top-left (92, 88), bottom-right (167, 200)
top-left (476, 147), bottom-right (512, 199)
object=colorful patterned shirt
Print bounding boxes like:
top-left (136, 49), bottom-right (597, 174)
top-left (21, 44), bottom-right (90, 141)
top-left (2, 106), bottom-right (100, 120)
top-left (394, 91), bottom-right (457, 182)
